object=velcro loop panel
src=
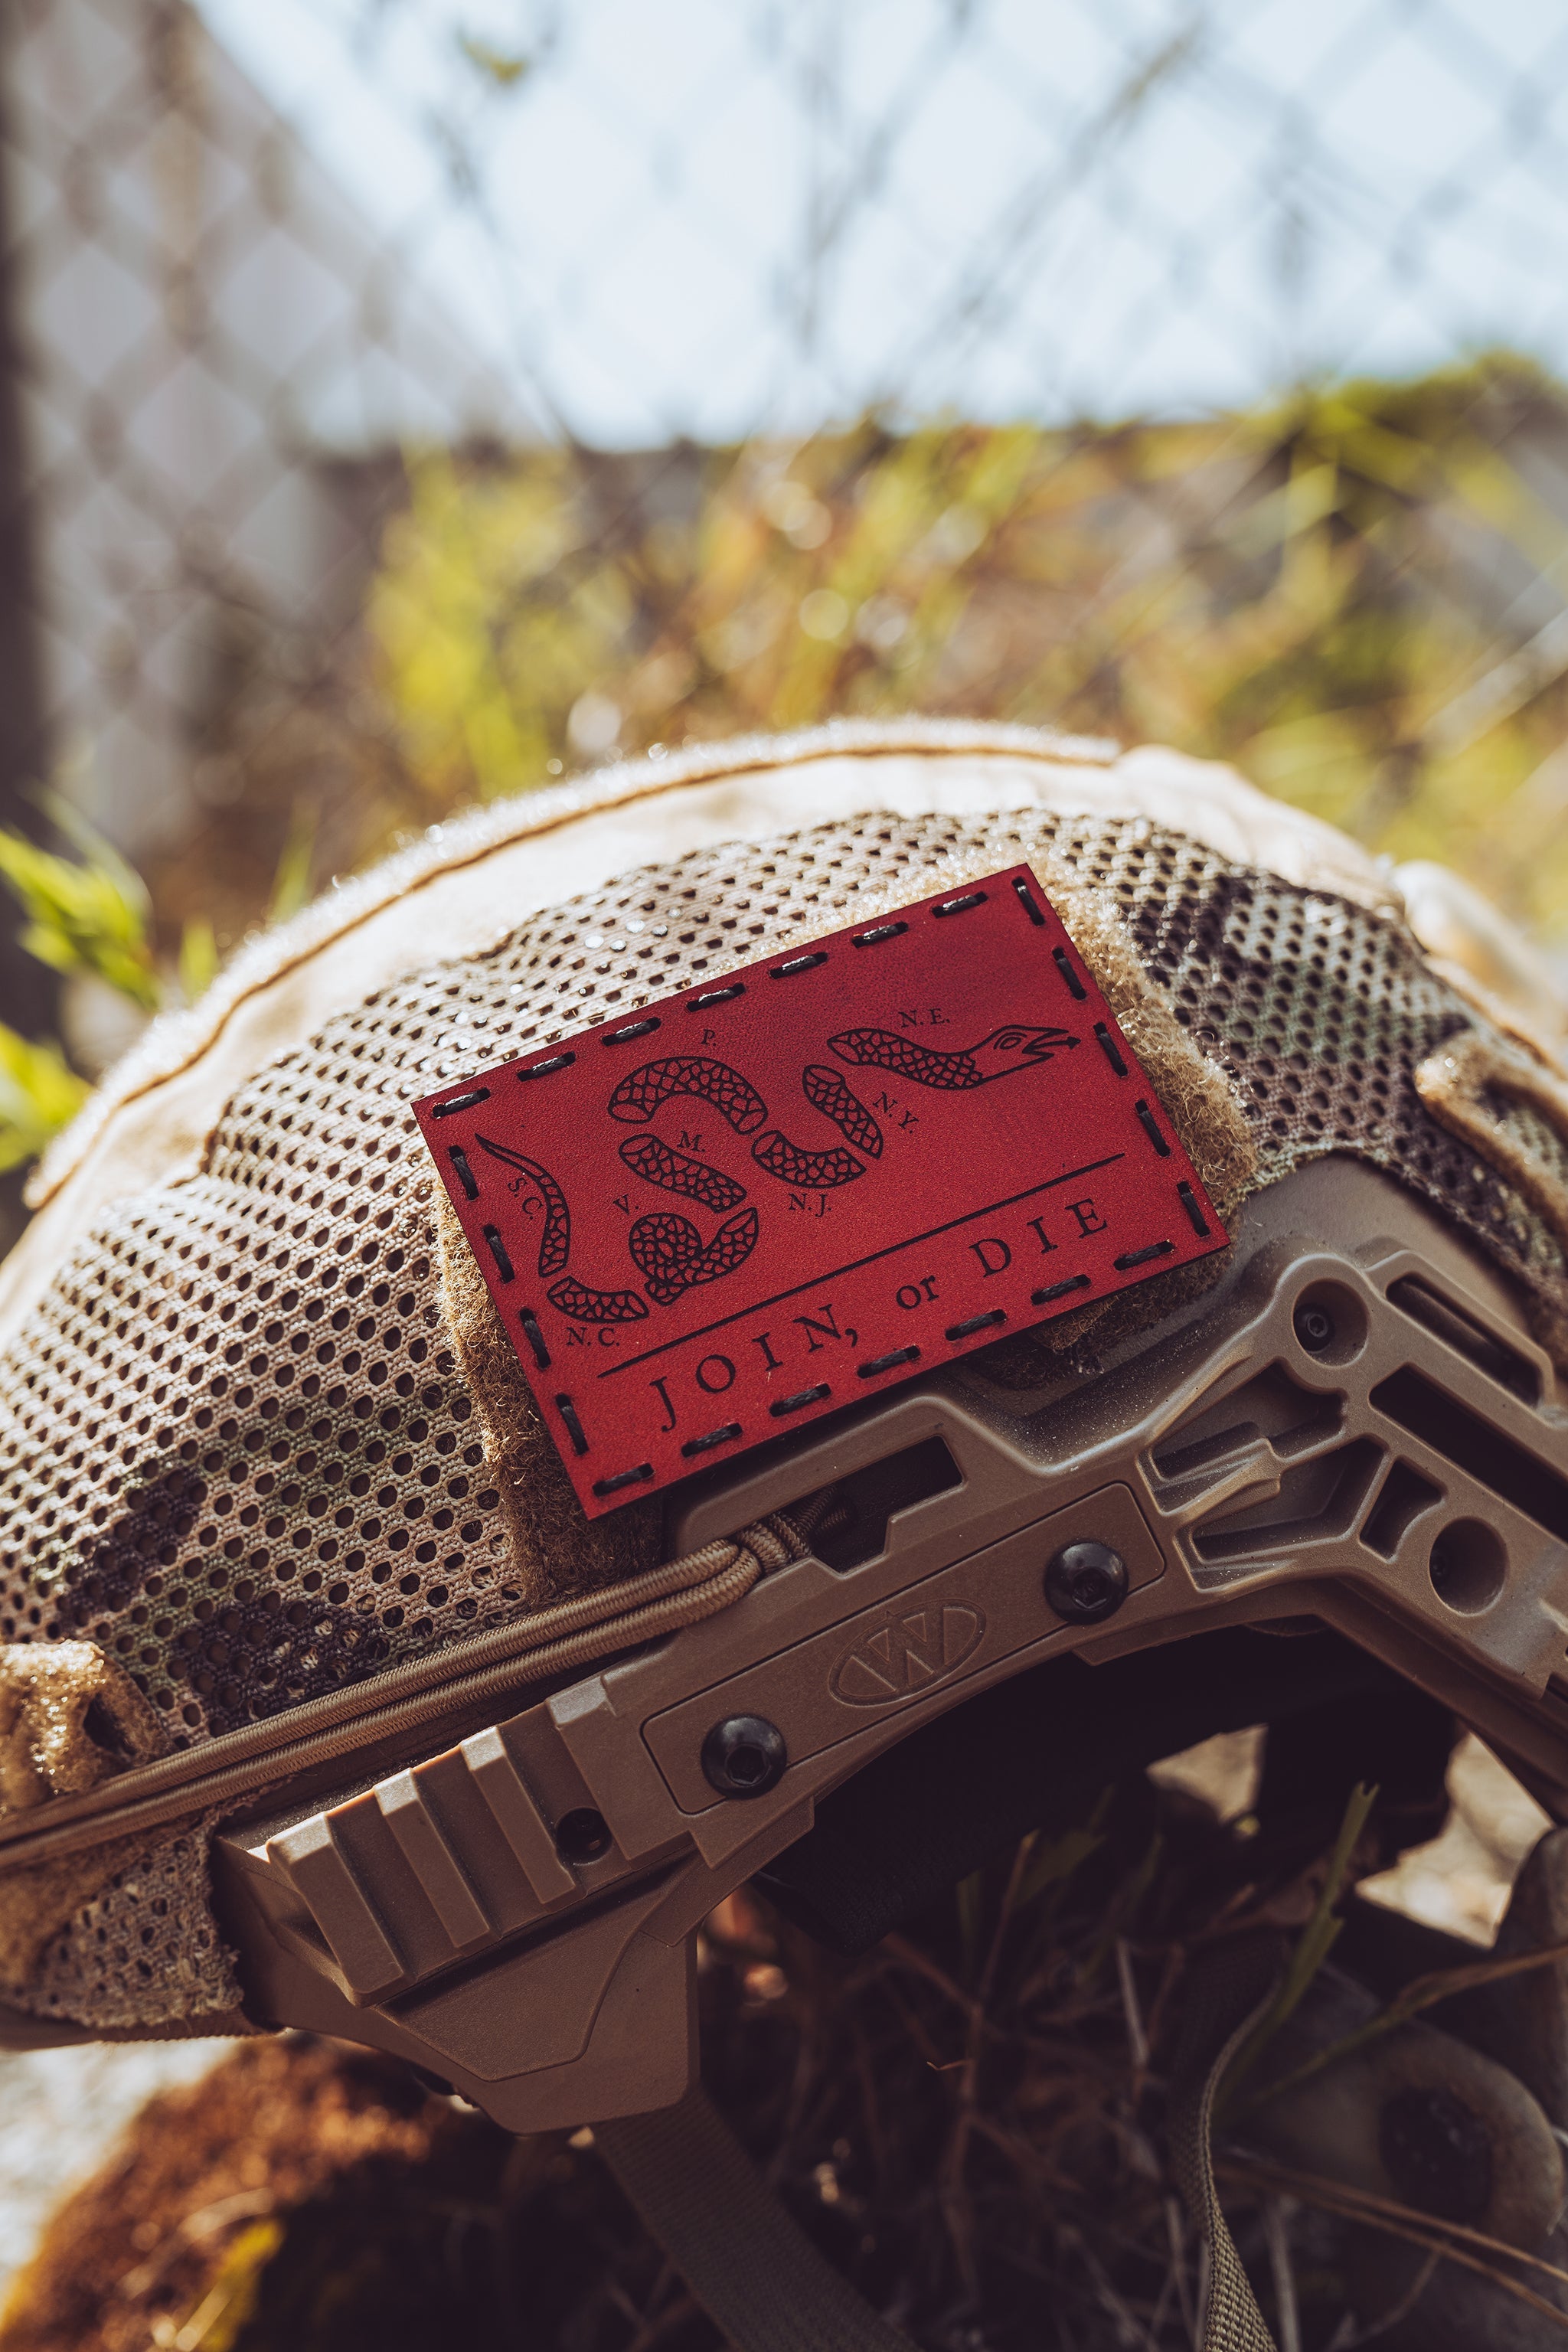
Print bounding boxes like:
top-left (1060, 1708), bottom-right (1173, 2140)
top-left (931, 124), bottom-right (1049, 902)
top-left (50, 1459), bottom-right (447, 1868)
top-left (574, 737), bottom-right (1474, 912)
top-left (0, 1639), bottom-right (168, 1813)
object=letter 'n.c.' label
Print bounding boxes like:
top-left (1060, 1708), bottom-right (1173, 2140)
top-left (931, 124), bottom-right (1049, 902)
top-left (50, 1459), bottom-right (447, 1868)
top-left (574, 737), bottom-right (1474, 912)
top-left (415, 864), bottom-right (1229, 1517)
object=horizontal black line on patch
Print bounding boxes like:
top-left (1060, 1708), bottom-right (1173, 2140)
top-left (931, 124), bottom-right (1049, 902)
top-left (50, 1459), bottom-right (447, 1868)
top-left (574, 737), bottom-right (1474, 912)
top-left (430, 1087), bottom-right (490, 1117)
top-left (598, 1152), bottom-right (1125, 1378)
top-left (518, 1053), bottom-right (575, 1082)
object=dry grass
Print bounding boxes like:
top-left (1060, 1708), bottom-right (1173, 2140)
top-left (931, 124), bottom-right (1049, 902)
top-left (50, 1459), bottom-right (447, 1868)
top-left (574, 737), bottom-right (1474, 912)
top-left (5, 1774), bottom-right (1559, 2352)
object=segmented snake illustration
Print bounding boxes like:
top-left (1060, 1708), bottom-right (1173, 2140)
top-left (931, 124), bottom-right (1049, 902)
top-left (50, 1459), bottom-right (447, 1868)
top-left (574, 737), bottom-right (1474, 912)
top-left (544, 1273), bottom-right (648, 1322)
top-left (476, 1133), bottom-right (648, 1321)
top-left (803, 1064), bottom-right (882, 1156)
top-left (751, 1132), bottom-right (865, 1189)
top-left (475, 1135), bottom-right (571, 1274)
top-left (629, 1208), bottom-right (760, 1307)
top-left (617, 1133), bottom-right (747, 1212)
top-left (830, 1024), bottom-right (1078, 1089)
top-left (608, 1057), bottom-right (767, 1133)
top-left (518, 1022), bottom-right (1076, 1322)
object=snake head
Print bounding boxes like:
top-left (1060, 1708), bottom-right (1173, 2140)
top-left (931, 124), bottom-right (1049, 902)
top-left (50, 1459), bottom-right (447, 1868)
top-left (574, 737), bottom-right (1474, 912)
top-left (971, 1024), bottom-right (1080, 1073)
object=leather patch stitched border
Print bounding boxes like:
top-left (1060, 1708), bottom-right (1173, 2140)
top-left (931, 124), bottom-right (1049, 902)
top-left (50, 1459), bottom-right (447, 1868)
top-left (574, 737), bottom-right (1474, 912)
top-left (416, 866), bottom-right (1227, 1517)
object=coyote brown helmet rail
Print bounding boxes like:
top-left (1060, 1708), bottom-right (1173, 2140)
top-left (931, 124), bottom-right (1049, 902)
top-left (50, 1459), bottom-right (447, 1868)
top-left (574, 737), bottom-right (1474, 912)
top-left (2, 720), bottom-right (1568, 2347)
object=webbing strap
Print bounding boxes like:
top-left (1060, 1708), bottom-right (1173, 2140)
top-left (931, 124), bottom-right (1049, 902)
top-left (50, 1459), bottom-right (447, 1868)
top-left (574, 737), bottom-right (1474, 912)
top-left (598, 2083), bottom-right (914, 2352)
top-left (597, 1974), bottom-right (1279, 2352)
top-left (1169, 1949), bottom-right (1282, 2352)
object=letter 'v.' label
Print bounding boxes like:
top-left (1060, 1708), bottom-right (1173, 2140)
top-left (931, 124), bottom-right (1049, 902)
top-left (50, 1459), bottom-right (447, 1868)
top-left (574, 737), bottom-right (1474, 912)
top-left (415, 864), bottom-right (1227, 1517)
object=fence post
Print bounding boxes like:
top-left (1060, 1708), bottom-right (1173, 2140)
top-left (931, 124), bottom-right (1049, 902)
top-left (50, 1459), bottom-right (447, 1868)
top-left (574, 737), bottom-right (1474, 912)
top-left (0, 41), bottom-right (61, 1243)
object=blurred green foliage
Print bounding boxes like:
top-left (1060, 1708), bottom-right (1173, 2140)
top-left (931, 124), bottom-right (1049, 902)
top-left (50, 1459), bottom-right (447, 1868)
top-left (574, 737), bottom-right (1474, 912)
top-left (0, 1030), bottom-right (87, 1175)
top-left (0, 790), bottom-right (318, 1175)
top-left (0, 806), bottom-right (158, 1012)
top-left (8, 354), bottom-right (1568, 1184)
top-left (368, 353), bottom-right (1568, 945)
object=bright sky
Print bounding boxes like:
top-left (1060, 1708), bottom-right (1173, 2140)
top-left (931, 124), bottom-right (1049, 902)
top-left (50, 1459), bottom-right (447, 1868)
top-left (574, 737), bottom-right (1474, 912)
top-left (199, 0), bottom-right (1568, 447)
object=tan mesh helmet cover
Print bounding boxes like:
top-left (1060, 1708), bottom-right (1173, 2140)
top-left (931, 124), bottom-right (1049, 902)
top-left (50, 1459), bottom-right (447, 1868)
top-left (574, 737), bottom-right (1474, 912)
top-left (0, 719), bottom-right (1563, 2034)
top-left (4, 723), bottom-right (1405, 1341)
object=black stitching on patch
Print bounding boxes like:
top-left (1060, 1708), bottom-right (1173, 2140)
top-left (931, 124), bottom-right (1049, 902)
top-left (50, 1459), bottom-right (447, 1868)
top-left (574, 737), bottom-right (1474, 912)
top-left (448, 1148), bottom-right (479, 1200)
top-left (554, 1394), bottom-right (590, 1455)
top-left (946, 1309), bottom-right (1007, 1340)
top-left (1052, 947), bottom-right (1087, 1001)
top-left (1033, 1274), bottom-right (1092, 1305)
top-left (1093, 1022), bottom-right (1127, 1076)
top-left (1178, 1181), bottom-right (1210, 1236)
top-left (593, 1463), bottom-right (654, 1496)
top-left (1135, 1099), bottom-right (1171, 1156)
top-left (681, 1422), bottom-right (743, 1459)
top-left (769, 1383), bottom-right (831, 1416)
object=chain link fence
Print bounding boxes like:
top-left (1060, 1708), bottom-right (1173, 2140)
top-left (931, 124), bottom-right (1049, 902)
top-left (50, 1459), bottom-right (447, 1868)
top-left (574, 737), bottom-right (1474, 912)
top-left (3, 0), bottom-right (1568, 1094)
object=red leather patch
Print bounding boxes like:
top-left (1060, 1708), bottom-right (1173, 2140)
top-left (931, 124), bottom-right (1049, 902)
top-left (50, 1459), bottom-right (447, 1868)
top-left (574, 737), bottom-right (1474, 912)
top-left (416, 866), bottom-right (1228, 1517)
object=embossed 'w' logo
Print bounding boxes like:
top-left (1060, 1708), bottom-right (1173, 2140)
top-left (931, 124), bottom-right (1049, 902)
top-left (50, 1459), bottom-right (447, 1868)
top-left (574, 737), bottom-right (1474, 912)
top-left (829, 1603), bottom-right (985, 1707)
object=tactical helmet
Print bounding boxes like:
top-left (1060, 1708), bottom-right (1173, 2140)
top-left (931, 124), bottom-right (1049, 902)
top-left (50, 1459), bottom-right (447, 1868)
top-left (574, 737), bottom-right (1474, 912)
top-left (2, 720), bottom-right (1566, 2347)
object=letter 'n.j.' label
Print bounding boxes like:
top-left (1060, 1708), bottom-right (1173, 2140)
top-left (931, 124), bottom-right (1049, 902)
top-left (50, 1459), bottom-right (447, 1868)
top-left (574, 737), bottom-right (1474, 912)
top-left (414, 865), bottom-right (1228, 1518)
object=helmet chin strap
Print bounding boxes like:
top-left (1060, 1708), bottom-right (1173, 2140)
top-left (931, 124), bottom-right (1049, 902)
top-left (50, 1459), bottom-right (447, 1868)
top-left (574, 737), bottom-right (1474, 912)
top-left (593, 1629), bottom-right (1439, 2352)
top-left (596, 1949), bottom-right (1279, 2352)
top-left (597, 2086), bottom-right (918, 2352)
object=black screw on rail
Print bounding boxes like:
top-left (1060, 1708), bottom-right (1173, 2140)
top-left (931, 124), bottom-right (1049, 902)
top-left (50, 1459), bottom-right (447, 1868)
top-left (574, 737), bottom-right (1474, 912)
top-left (1044, 1540), bottom-right (1129, 1625)
top-left (702, 1714), bottom-right (789, 1798)
top-left (1293, 1301), bottom-right (1336, 1353)
top-left (555, 1807), bottom-right (612, 1863)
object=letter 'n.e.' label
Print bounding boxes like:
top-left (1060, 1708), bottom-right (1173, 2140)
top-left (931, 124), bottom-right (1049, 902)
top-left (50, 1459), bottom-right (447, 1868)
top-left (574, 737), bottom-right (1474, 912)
top-left (413, 860), bottom-right (1230, 1516)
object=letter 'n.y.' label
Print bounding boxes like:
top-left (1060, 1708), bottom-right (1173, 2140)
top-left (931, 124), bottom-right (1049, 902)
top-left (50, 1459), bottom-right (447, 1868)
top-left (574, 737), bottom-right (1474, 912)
top-left (414, 864), bottom-right (1229, 1517)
